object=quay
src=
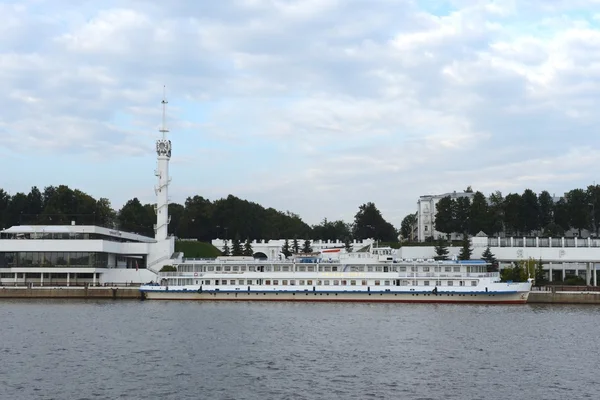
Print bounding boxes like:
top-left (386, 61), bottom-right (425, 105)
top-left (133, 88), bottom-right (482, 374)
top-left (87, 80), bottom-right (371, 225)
top-left (0, 284), bottom-right (141, 299)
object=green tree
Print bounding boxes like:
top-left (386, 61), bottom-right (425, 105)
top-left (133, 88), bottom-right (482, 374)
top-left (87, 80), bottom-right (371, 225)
top-left (553, 198), bottom-right (570, 233)
top-left (481, 245), bottom-right (498, 271)
top-left (400, 212), bottom-right (417, 242)
top-left (458, 236), bottom-right (472, 260)
top-left (352, 202), bottom-right (397, 241)
top-left (222, 239), bottom-right (231, 256)
top-left (587, 184), bottom-right (600, 236)
top-left (433, 236), bottom-right (449, 260)
top-left (231, 235), bottom-right (243, 256)
top-left (434, 196), bottom-right (454, 237)
top-left (538, 191), bottom-right (554, 230)
top-left (566, 189), bottom-right (589, 236)
top-left (521, 189), bottom-right (540, 234)
top-left (302, 239), bottom-right (313, 254)
top-left (344, 237), bottom-right (353, 252)
top-left (534, 258), bottom-right (546, 287)
top-left (503, 193), bottom-right (524, 235)
top-left (281, 239), bottom-right (292, 258)
top-left (469, 191), bottom-right (489, 235)
top-left (454, 196), bottom-right (471, 237)
top-left (117, 198), bottom-right (154, 236)
top-left (243, 238), bottom-right (253, 256)
top-left (292, 236), bottom-right (300, 254)
top-left (487, 191), bottom-right (504, 236)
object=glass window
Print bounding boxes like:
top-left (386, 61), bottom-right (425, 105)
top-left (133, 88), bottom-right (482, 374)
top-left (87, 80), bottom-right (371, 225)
top-left (374, 280), bottom-right (381, 286)
top-left (448, 281), bottom-right (453, 286)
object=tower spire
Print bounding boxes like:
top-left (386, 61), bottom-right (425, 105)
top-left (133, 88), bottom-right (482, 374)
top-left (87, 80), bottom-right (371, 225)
top-left (160, 85), bottom-right (169, 140)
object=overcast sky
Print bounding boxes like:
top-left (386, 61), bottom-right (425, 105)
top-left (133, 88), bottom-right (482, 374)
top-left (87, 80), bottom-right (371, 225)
top-left (1, 0), bottom-right (599, 227)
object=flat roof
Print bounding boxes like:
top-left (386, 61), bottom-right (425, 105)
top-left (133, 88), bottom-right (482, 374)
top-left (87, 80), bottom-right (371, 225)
top-left (1, 225), bottom-right (156, 243)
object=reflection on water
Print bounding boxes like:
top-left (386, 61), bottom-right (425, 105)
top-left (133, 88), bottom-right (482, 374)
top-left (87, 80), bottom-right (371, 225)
top-left (0, 300), bottom-right (599, 400)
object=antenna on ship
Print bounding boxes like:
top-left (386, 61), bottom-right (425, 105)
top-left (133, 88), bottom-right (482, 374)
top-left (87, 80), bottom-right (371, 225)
top-left (160, 85), bottom-right (169, 140)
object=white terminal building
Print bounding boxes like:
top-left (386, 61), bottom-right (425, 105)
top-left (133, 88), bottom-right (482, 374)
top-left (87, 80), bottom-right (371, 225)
top-left (0, 94), bottom-right (179, 287)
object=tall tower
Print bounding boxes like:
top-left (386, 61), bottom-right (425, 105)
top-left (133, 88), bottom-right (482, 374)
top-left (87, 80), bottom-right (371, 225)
top-left (154, 86), bottom-right (171, 241)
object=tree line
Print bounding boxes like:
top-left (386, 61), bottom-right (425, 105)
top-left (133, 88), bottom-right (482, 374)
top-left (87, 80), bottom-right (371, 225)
top-left (0, 186), bottom-right (399, 242)
top-left (400, 185), bottom-right (600, 240)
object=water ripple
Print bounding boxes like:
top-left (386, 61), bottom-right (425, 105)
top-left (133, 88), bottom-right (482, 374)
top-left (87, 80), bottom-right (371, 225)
top-left (0, 300), bottom-right (599, 400)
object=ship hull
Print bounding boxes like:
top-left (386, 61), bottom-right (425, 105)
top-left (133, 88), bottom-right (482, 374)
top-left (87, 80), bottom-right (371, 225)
top-left (140, 288), bottom-right (530, 304)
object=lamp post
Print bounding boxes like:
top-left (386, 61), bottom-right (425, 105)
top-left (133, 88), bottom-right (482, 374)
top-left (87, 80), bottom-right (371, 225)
top-left (589, 203), bottom-right (596, 238)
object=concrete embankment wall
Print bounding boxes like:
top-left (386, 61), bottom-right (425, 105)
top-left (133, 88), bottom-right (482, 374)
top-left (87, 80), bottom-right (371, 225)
top-left (528, 292), bottom-right (600, 304)
top-left (0, 287), bottom-right (141, 299)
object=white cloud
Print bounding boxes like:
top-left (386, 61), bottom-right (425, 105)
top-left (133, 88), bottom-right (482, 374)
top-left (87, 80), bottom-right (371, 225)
top-left (2, 0), bottom-right (600, 227)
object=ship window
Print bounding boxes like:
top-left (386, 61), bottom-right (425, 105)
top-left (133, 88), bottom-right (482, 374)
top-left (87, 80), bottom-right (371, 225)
top-left (299, 280), bottom-right (305, 285)
top-left (448, 281), bottom-right (453, 286)
top-left (412, 280), bottom-right (417, 286)
top-left (282, 266), bottom-right (290, 272)
top-left (307, 280), bottom-right (313, 285)
top-left (471, 281), bottom-right (477, 286)
top-left (374, 280), bottom-right (381, 286)
top-left (317, 280), bottom-right (322, 285)
top-left (273, 280), bottom-right (279, 285)
top-left (246, 280), bottom-right (252, 285)
top-left (333, 280), bottom-right (339, 286)
top-left (282, 280), bottom-right (288, 285)
top-left (424, 281), bottom-right (429, 286)
top-left (221, 280), bottom-right (227, 285)
top-left (265, 280), bottom-right (271, 285)
top-left (249, 266), bottom-right (255, 272)
top-left (454, 267), bottom-right (460, 272)
top-left (435, 280), bottom-right (441, 286)
top-left (399, 267), bottom-right (406, 272)
top-left (204, 280), bottom-right (210, 285)
top-left (214, 280), bottom-right (219, 285)
top-left (350, 280), bottom-right (356, 286)
top-left (224, 266), bottom-right (231, 272)
top-left (298, 266), bottom-right (306, 272)
top-left (423, 267), bottom-right (429, 272)
top-left (307, 266), bottom-right (315, 272)
top-left (460, 281), bottom-right (465, 286)
top-left (411, 267), bottom-right (416, 272)
top-left (274, 266), bottom-right (281, 272)
top-left (233, 266), bottom-right (239, 272)
top-left (216, 267), bottom-right (222, 272)
top-left (208, 266), bottom-right (214, 272)
top-left (238, 279), bottom-right (244, 285)
top-left (241, 266), bottom-right (246, 271)
top-left (361, 280), bottom-right (367, 286)
top-left (384, 280), bottom-right (390, 286)
top-left (230, 280), bottom-right (235, 285)
top-left (367, 266), bottom-right (374, 272)
top-left (341, 280), bottom-right (347, 285)
top-left (324, 280), bottom-right (330, 285)
top-left (434, 267), bottom-right (441, 272)
top-left (290, 280), bottom-right (296, 286)
top-left (376, 267), bottom-right (383, 272)
top-left (445, 267), bottom-right (451, 272)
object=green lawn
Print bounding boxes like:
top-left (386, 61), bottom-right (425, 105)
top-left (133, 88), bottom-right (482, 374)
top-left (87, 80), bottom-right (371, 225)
top-left (175, 241), bottom-right (222, 258)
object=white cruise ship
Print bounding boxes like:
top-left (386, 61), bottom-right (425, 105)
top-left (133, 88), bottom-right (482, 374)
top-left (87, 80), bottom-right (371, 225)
top-left (140, 247), bottom-right (533, 304)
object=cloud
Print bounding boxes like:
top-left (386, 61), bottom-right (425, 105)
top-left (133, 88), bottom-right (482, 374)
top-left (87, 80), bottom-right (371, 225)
top-left (2, 0), bottom-right (600, 228)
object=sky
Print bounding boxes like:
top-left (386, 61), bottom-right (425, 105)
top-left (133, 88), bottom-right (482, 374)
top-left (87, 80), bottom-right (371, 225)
top-left (2, 0), bottom-right (600, 227)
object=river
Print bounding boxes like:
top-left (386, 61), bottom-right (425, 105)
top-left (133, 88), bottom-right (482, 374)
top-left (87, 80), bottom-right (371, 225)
top-left (0, 300), bottom-right (598, 399)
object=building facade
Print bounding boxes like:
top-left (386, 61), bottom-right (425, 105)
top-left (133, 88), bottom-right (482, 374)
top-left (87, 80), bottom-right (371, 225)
top-left (417, 191), bottom-right (475, 242)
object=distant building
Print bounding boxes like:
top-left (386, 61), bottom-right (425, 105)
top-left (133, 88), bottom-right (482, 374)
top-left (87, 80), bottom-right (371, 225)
top-left (417, 191), bottom-right (475, 242)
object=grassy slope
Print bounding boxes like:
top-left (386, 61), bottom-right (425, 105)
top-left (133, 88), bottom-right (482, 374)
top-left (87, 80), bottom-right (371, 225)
top-left (175, 241), bottom-right (222, 258)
